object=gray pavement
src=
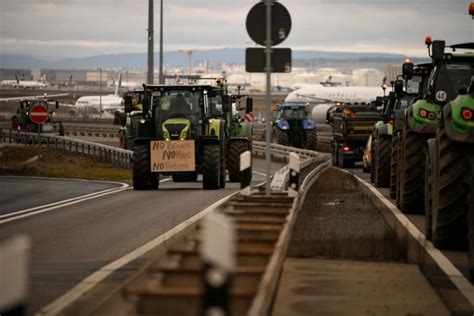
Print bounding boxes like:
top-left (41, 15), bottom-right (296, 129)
top-left (0, 159), bottom-right (270, 314)
top-left (0, 176), bottom-right (122, 216)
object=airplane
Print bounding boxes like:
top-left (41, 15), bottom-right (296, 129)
top-left (72, 73), bottom-right (124, 114)
top-left (284, 84), bottom-right (386, 124)
top-left (12, 75), bottom-right (48, 89)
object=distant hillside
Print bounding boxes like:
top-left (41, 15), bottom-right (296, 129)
top-left (0, 48), bottom-right (412, 69)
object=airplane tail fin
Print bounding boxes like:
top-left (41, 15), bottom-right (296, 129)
top-left (114, 73), bottom-right (122, 96)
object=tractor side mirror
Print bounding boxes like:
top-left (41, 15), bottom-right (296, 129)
top-left (432, 40), bottom-right (446, 64)
top-left (394, 80), bottom-right (404, 95)
top-left (55, 101), bottom-right (59, 109)
top-left (246, 97), bottom-right (253, 113)
top-left (222, 95), bottom-right (231, 113)
top-left (402, 62), bottom-right (414, 80)
top-left (124, 95), bottom-right (133, 113)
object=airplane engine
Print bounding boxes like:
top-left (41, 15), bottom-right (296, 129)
top-left (311, 103), bottom-right (335, 124)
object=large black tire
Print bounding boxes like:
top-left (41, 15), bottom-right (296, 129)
top-left (219, 138), bottom-right (226, 189)
top-left (305, 129), bottom-right (317, 151)
top-left (424, 143), bottom-right (434, 241)
top-left (133, 143), bottom-right (158, 190)
top-left (172, 172), bottom-right (198, 182)
top-left (58, 122), bottom-right (65, 137)
top-left (398, 128), bottom-right (425, 213)
top-left (373, 135), bottom-right (391, 188)
top-left (202, 145), bottom-right (220, 190)
top-left (431, 124), bottom-right (468, 249)
top-left (467, 155), bottom-right (474, 282)
top-left (331, 143), bottom-right (338, 166)
top-left (389, 133), bottom-right (399, 199)
top-left (273, 126), bottom-right (289, 146)
top-left (228, 141), bottom-right (250, 182)
top-left (370, 139), bottom-right (377, 183)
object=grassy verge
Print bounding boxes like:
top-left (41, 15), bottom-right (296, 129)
top-left (0, 144), bottom-right (131, 181)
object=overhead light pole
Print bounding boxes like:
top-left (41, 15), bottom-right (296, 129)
top-left (147, 0), bottom-right (154, 84)
top-left (99, 67), bottom-right (102, 119)
top-left (159, 0), bottom-right (164, 84)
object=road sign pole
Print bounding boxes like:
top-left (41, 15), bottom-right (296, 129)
top-left (38, 124), bottom-right (41, 169)
top-left (264, 0), bottom-right (273, 197)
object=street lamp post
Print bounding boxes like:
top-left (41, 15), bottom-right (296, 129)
top-left (159, 0), bottom-right (164, 84)
top-left (99, 67), bottom-right (102, 119)
top-left (147, 0), bottom-right (154, 84)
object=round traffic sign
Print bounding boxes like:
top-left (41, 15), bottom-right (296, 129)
top-left (30, 103), bottom-right (49, 124)
top-left (246, 2), bottom-right (292, 47)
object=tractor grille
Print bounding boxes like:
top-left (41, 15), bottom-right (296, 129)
top-left (165, 123), bottom-right (187, 140)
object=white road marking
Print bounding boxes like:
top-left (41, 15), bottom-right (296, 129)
top-left (36, 190), bottom-right (239, 316)
top-left (351, 172), bottom-right (474, 305)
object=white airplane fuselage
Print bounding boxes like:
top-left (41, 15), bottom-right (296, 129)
top-left (285, 84), bottom-right (384, 104)
top-left (74, 95), bottom-right (123, 113)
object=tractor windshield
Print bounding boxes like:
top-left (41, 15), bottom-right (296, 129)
top-left (406, 76), bottom-right (422, 95)
top-left (428, 61), bottom-right (474, 104)
top-left (154, 90), bottom-right (202, 121)
top-left (281, 107), bottom-right (307, 120)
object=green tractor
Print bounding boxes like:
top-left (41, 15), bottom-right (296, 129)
top-left (423, 41), bottom-right (474, 279)
top-left (115, 90), bottom-right (145, 150)
top-left (393, 47), bottom-right (449, 214)
top-left (132, 84), bottom-right (253, 190)
top-left (11, 98), bottom-right (64, 136)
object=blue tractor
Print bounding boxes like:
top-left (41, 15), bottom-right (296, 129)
top-left (272, 103), bottom-right (317, 150)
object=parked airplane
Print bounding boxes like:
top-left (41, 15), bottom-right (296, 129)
top-left (12, 75), bottom-right (48, 89)
top-left (285, 84), bottom-right (385, 124)
top-left (73, 73), bottom-right (124, 114)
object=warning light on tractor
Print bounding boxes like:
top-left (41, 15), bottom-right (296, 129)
top-left (425, 35), bottom-right (433, 46)
top-left (469, 3), bottom-right (474, 16)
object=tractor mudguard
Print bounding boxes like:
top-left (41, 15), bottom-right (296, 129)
top-left (444, 95), bottom-right (474, 142)
top-left (408, 101), bottom-right (440, 134)
top-left (136, 119), bottom-right (153, 138)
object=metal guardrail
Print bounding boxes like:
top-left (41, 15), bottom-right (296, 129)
top-left (0, 129), bottom-right (132, 169)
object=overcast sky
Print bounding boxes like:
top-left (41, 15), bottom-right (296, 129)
top-left (0, 0), bottom-right (472, 59)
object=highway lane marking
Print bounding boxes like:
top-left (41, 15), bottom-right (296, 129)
top-left (0, 186), bottom-right (130, 225)
top-left (351, 172), bottom-right (474, 305)
top-left (0, 186), bottom-right (127, 220)
top-left (37, 189), bottom-right (240, 316)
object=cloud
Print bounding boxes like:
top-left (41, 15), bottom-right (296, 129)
top-left (0, 0), bottom-right (472, 58)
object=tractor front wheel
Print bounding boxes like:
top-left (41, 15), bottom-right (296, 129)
top-left (133, 143), bottom-right (158, 190)
top-left (203, 145), bottom-right (220, 190)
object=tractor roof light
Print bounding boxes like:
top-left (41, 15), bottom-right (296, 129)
top-left (425, 35), bottom-right (433, 46)
top-left (470, 2), bottom-right (474, 16)
top-left (404, 58), bottom-right (411, 64)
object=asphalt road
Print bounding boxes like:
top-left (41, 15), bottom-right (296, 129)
top-left (0, 157), bottom-right (284, 315)
top-left (350, 166), bottom-right (471, 281)
top-left (0, 177), bottom-right (122, 216)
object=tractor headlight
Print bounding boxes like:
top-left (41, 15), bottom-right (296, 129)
top-left (163, 129), bottom-right (170, 141)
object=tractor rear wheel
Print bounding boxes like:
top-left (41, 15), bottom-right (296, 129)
top-left (228, 141), bottom-right (250, 183)
top-left (389, 133), bottom-right (399, 199)
top-left (398, 128), bottom-right (425, 213)
top-left (373, 135), bottom-right (391, 187)
top-left (370, 139), bottom-right (377, 183)
top-left (273, 126), bottom-right (289, 146)
top-left (431, 124), bottom-right (468, 249)
top-left (203, 145), bottom-right (220, 190)
top-left (305, 129), bottom-right (318, 151)
top-left (133, 143), bottom-right (157, 190)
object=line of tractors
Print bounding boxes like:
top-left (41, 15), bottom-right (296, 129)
top-left (114, 79), bottom-right (254, 191)
top-left (362, 37), bottom-right (474, 281)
